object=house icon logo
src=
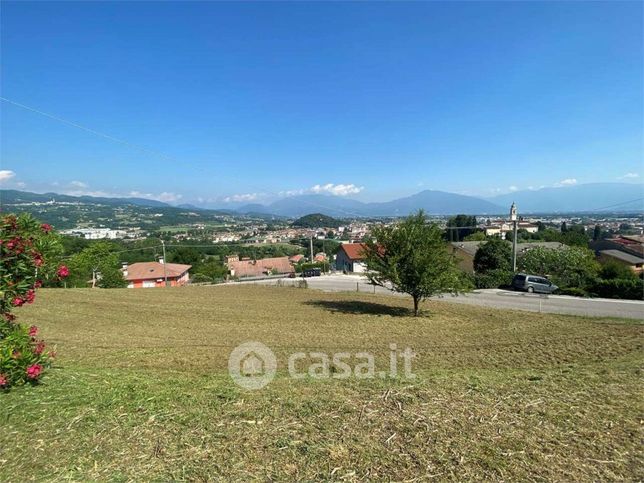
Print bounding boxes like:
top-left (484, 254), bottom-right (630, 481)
top-left (228, 341), bottom-right (277, 390)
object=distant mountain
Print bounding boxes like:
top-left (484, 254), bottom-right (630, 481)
top-left (491, 183), bottom-right (644, 213)
top-left (265, 194), bottom-right (368, 218)
top-left (236, 203), bottom-right (270, 214)
top-left (367, 190), bottom-right (503, 216)
top-left (0, 189), bottom-right (171, 208)
top-left (241, 190), bottom-right (504, 218)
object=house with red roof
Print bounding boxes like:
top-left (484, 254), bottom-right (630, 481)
top-left (335, 243), bottom-right (368, 273)
top-left (227, 256), bottom-right (294, 279)
top-left (122, 259), bottom-right (191, 288)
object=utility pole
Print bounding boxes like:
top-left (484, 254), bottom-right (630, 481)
top-left (161, 239), bottom-right (168, 287)
top-left (310, 235), bottom-right (314, 264)
top-left (510, 202), bottom-right (518, 272)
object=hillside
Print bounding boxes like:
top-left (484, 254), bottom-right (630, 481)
top-left (292, 213), bottom-right (342, 228)
top-left (0, 189), bottom-right (170, 208)
top-left (0, 189), bottom-right (238, 230)
top-left (8, 285), bottom-right (642, 480)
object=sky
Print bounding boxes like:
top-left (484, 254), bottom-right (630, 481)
top-left (1, 1), bottom-right (642, 206)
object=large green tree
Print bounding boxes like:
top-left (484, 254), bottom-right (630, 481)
top-left (519, 246), bottom-right (599, 289)
top-left (446, 215), bottom-right (478, 242)
top-left (68, 242), bottom-right (127, 288)
top-left (363, 211), bottom-right (469, 316)
top-left (473, 238), bottom-right (511, 273)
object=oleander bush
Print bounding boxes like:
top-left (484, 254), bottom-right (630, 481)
top-left (0, 214), bottom-right (68, 390)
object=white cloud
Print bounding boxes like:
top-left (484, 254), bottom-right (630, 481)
top-left (310, 183), bottom-right (364, 196)
top-left (223, 193), bottom-right (259, 203)
top-left (128, 191), bottom-right (183, 203)
top-left (70, 180), bottom-right (88, 188)
top-left (555, 178), bottom-right (577, 187)
top-left (278, 189), bottom-right (306, 197)
top-left (64, 189), bottom-right (117, 198)
top-left (618, 172), bottom-right (640, 180)
top-left (15, 181), bottom-right (26, 189)
top-left (508, 186), bottom-right (518, 192)
top-left (0, 170), bottom-right (16, 183)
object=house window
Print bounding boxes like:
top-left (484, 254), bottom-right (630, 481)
top-left (142, 280), bottom-right (156, 288)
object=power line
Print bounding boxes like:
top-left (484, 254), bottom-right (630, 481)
top-left (0, 97), bottom-right (177, 162)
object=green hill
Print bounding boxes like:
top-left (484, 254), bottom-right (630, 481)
top-left (292, 213), bottom-right (342, 228)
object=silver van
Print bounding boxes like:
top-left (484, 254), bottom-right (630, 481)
top-left (511, 273), bottom-right (558, 294)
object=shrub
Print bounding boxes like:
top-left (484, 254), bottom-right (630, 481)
top-left (557, 287), bottom-right (589, 297)
top-left (0, 214), bottom-right (68, 390)
top-left (589, 278), bottom-right (644, 300)
top-left (474, 269), bottom-right (513, 289)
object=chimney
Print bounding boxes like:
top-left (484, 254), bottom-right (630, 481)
top-left (121, 262), bottom-right (128, 277)
top-left (158, 257), bottom-right (164, 265)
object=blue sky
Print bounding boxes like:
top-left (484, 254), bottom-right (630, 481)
top-left (1, 1), bottom-right (642, 206)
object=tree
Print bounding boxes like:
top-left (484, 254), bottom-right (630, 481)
top-left (446, 215), bottom-right (478, 242)
top-left (68, 242), bottom-right (127, 288)
top-left (593, 225), bottom-right (602, 241)
top-left (473, 238), bottom-right (511, 273)
top-left (363, 211), bottom-right (469, 316)
top-left (519, 246), bottom-right (599, 289)
top-left (170, 247), bottom-right (201, 266)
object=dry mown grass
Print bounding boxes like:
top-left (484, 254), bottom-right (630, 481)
top-left (2, 285), bottom-right (642, 481)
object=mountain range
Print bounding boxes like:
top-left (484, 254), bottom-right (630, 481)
top-left (1, 182), bottom-right (642, 218)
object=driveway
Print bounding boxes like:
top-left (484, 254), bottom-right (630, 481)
top-left (237, 274), bottom-right (644, 320)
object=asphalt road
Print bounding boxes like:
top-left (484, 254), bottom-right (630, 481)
top-left (240, 274), bottom-right (644, 320)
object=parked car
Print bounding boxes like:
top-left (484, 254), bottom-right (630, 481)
top-left (511, 273), bottom-right (558, 294)
top-left (301, 268), bottom-right (322, 278)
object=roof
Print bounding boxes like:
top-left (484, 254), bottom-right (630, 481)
top-left (289, 254), bottom-right (305, 262)
top-left (124, 262), bottom-right (191, 281)
top-left (600, 249), bottom-right (644, 265)
top-left (451, 241), bottom-right (567, 257)
top-left (339, 243), bottom-right (367, 261)
top-left (228, 256), bottom-right (294, 278)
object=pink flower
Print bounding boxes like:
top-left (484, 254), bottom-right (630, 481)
top-left (0, 374), bottom-right (7, 387)
top-left (32, 252), bottom-right (44, 267)
top-left (41, 223), bottom-right (52, 233)
top-left (25, 290), bottom-right (36, 304)
top-left (56, 265), bottom-right (70, 278)
top-left (26, 364), bottom-right (43, 380)
top-left (34, 341), bottom-right (46, 355)
top-left (34, 280), bottom-right (43, 289)
top-left (28, 325), bottom-right (38, 337)
top-left (12, 297), bottom-right (24, 307)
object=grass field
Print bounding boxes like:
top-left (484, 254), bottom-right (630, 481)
top-left (2, 285), bottom-right (642, 481)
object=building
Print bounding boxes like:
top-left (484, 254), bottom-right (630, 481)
top-left (591, 235), bottom-right (644, 258)
top-left (451, 241), bottom-right (567, 274)
top-left (597, 250), bottom-right (644, 274)
top-left (122, 260), bottom-right (191, 288)
top-left (483, 221), bottom-right (539, 239)
top-left (335, 243), bottom-right (368, 273)
top-left (288, 254), bottom-right (305, 264)
top-left (227, 256), bottom-right (294, 278)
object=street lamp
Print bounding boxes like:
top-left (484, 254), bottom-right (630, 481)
top-left (510, 202), bottom-right (518, 272)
